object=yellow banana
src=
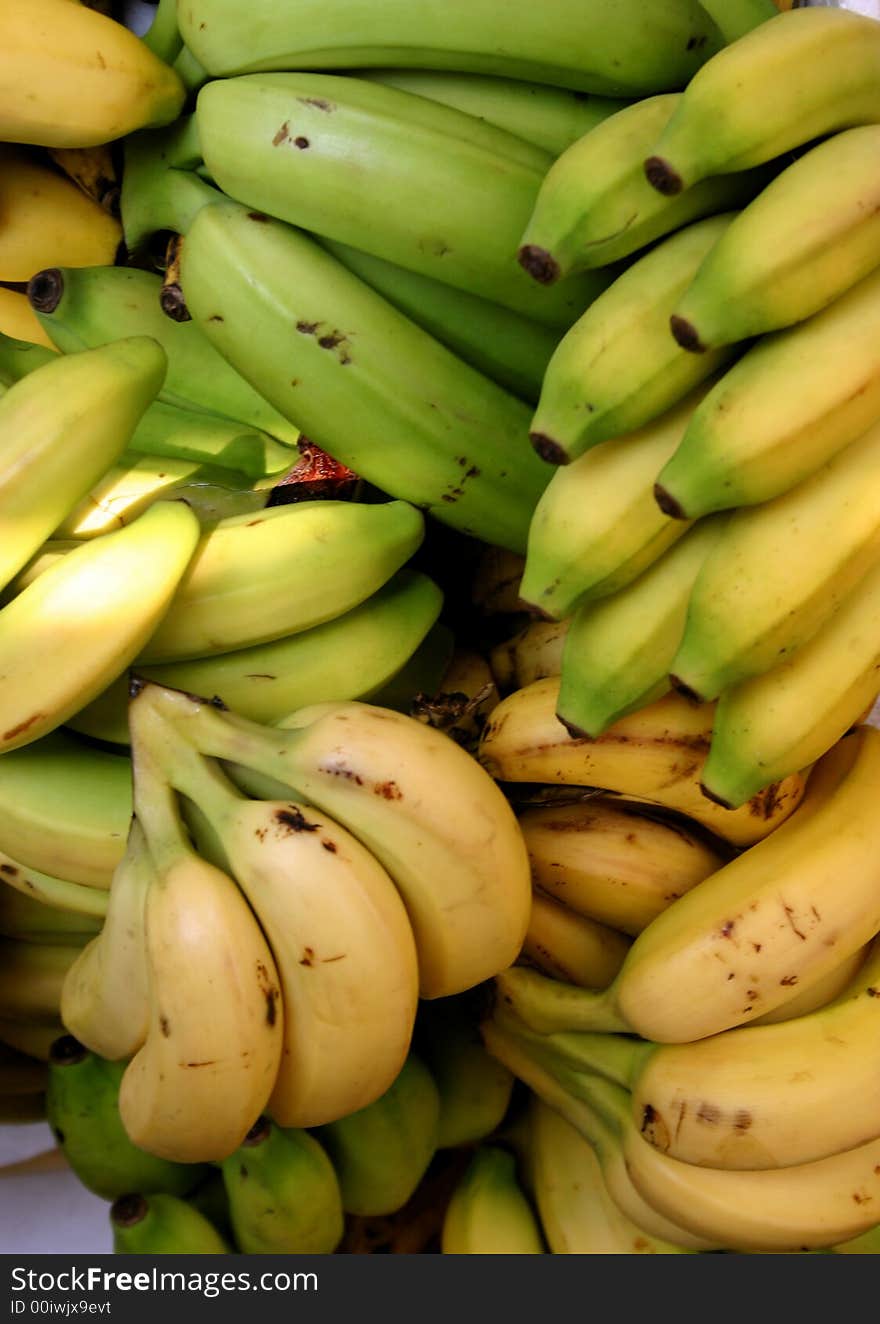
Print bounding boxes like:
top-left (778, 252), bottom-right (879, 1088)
top-left (0, 849), bottom-right (108, 919)
top-left (490, 619), bottom-right (569, 694)
top-left (441, 1146), bottom-right (544, 1254)
top-left (522, 891), bottom-right (631, 989)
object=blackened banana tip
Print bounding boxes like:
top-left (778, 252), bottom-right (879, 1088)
top-left (518, 244), bottom-right (560, 286)
top-left (556, 711), bottom-right (592, 741)
top-left (699, 781), bottom-right (736, 811)
top-left (644, 155), bottom-right (683, 195)
top-left (669, 674), bottom-right (704, 705)
top-left (530, 431), bottom-right (570, 466)
top-left (110, 1193), bottom-right (149, 1228)
top-left (48, 1034), bottom-right (88, 1067)
top-left (27, 267), bottom-right (64, 314)
top-left (653, 482), bottom-right (687, 520)
top-left (670, 314), bottom-right (706, 353)
top-left (242, 1116), bottom-right (272, 1147)
top-left (159, 283), bottom-right (192, 323)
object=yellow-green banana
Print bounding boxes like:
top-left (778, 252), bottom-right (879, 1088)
top-left (127, 402), bottom-right (294, 480)
top-left (522, 891), bottom-right (631, 989)
top-left (0, 852), bottom-right (108, 920)
top-left (441, 1145), bottom-right (544, 1253)
top-left (110, 1193), bottom-right (229, 1255)
top-left (490, 619), bottom-right (569, 694)
top-left (416, 993), bottom-right (516, 1151)
top-left (0, 332), bottom-right (55, 386)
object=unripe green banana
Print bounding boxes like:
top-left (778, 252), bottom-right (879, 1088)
top-left (519, 96), bottom-right (768, 280)
top-left (141, 0), bottom-right (183, 66)
top-left (528, 214), bottom-right (738, 466)
top-left (221, 1117), bottom-right (344, 1254)
top-left (110, 1193), bottom-right (229, 1254)
top-left (195, 73), bottom-right (609, 327)
top-left (441, 1146), bottom-right (544, 1253)
top-left (644, 7), bottom-right (880, 197)
top-left (361, 69), bottom-right (625, 156)
top-left (127, 401), bottom-right (294, 479)
top-left (28, 264), bottom-right (300, 446)
top-left (670, 126), bottom-right (880, 353)
top-left (316, 1054), bottom-right (440, 1216)
top-left (46, 1037), bottom-right (208, 1200)
top-left (179, 0), bottom-right (722, 95)
top-left (416, 994), bottom-right (516, 1150)
top-left (0, 332), bottom-right (55, 386)
top-left (178, 198), bottom-right (550, 554)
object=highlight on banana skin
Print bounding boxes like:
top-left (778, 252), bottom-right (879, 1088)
top-left (1, 0), bottom-right (880, 1260)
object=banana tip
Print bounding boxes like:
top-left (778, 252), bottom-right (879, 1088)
top-left (159, 283), bottom-right (192, 323)
top-left (48, 1034), bottom-right (88, 1067)
top-left (242, 1116), bottom-right (272, 1148)
top-left (110, 1193), bottom-right (149, 1228)
top-left (529, 431), bottom-right (570, 465)
top-left (670, 314), bottom-right (706, 353)
top-left (644, 156), bottom-right (683, 196)
top-left (699, 780), bottom-right (735, 810)
top-left (518, 245), bottom-right (560, 286)
top-left (555, 710), bottom-right (593, 742)
top-left (27, 268), bottom-right (64, 315)
top-left (653, 482), bottom-right (688, 520)
top-left (668, 674), bottom-right (704, 705)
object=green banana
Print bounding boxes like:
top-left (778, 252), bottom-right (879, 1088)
top-left (655, 264), bottom-right (880, 518)
top-left (0, 886), bottom-right (102, 945)
top-left (416, 994), bottom-right (516, 1150)
top-left (0, 849), bottom-right (108, 919)
top-left (46, 1037), bottom-right (208, 1200)
top-left (194, 72), bottom-right (610, 327)
top-left (322, 238), bottom-right (559, 404)
top-left (141, 0), bottom-right (183, 66)
top-left (186, 1172), bottom-right (236, 1250)
top-left (441, 1145), bottom-right (544, 1253)
top-left (556, 516), bottom-right (728, 737)
top-left (179, 0), bottom-right (722, 95)
top-left (69, 569), bottom-right (444, 743)
top-left (697, 0), bottom-right (778, 44)
top-left (669, 418), bottom-right (880, 703)
top-left (316, 1054), bottom-right (440, 1217)
top-left (110, 1193), bottom-right (229, 1254)
top-left (701, 556), bottom-right (880, 808)
top-left (0, 730), bottom-right (132, 889)
top-left (28, 264), bottom-right (300, 446)
top-left (519, 387), bottom-right (709, 621)
top-left (361, 69), bottom-right (625, 156)
top-left (644, 7), bottom-right (880, 196)
top-left (519, 96), bottom-right (768, 281)
top-left (0, 336), bottom-right (167, 593)
top-left (120, 117), bottom-right (220, 258)
top-left (528, 213), bottom-right (738, 466)
top-left (221, 1117), bottom-right (344, 1254)
top-left (178, 198), bottom-right (551, 554)
top-left (0, 332), bottom-right (55, 385)
top-left (670, 126), bottom-right (880, 353)
top-left (127, 401), bottom-right (294, 479)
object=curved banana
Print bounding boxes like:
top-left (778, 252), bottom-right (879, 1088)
top-left (111, 1193), bottom-right (229, 1255)
top-left (0, 850), bottom-right (108, 920)
top-left (528, 217), bottom-right (737, 466)
top-left (0, 731), bottom-right (131, 889)
top-left (0, 0), bottom-right (185, 148)
top-left (478, 679), bottom-right (807, 848)
top-left (0, 331), bottom-right (55, 385)
top-left (441, 1146), bottom-right (544, 1254)
top-left (416, 995), bottom-right (515, 1151)
top-left (28, 264), bottom-right (300, 447)
top-left (644, 7), bottom-right (880, 196)
top-left (668, 416), bottom-right (880, 703)
top-left (490, 619), bottom-right (569, 694)
top-left (0, 335), bottom-right (168, 593)
top-left (522, 891), bottom-right (631, 989)
top-left (519, 797), bottom-right (726, 938)
top-left (493, 724), bottom-right (880, 1043)
top-left (195, 72), bottom-right (609, 328)
top-left (671, 126), bottom-right (880, 355)
top-left (180, 0), bottom-right (722, 94)
top-left (139, 682), bottom-right (533, 1000)
top-left (747, 942), bottom-right (870, 1028)
top-left (557, 515), bottom-right (727, 737)
top-left (179, 198), bottom-right (550, 555)
top-left (126, 401), bottom-right (294, 479)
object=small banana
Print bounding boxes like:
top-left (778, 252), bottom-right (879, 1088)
top-left (110, 1193), bottom-right (229, 1255)
top-left (441, 1146), bottom-right (545, 1254)
top-left (522, 891), bottom-right (631, 989)
top-left (416, 993), bottom-right (516, 1151)
top-left (490, 618), bottom-right (569, 694)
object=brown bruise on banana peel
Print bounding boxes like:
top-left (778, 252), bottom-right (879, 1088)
top-left (644, 156), bottom-right (683, 195)
top-left (518, 245), bottom-right (560, 287)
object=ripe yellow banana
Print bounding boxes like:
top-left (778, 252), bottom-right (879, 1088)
top-left (747, 942), bottom-right (871, 1028)
top-left (0, 0), bottom-right (185, 147)
top-left (441, 1146), bottom-right (545, 1254)
top-left (522, 891), bottom-right (631, 989)
top-left (490, 619), bottom-right (569, 695)
top-left (519, 797), bottom-right (726, 938)
top-left (493, 724), bottom-right (880, 1043)
top-left (478, 678), bottom-right (807, 848)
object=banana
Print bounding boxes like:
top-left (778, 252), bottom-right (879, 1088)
top-left (141, 682), bottom-right (533, 1000)
top-left (410, 646), bottom-right (500, 753)
top-left (528, 1096), bottom-right (693, 1254)
top-left (195, 73), bottom-right (610, 328)
top-left (528, 216), bottom-right (738, 466)
top-left (697, 0), bottom-right (778, 42)
top-left (178, 198), bottom-right (551, 555)
top-left (702, 557), bottom-right (880, 808)
top-left (748, 942), bottom-right (871, 1027)
top-left (60, 822), bottom-right (153, 1061)
top-left (139, 499), bottom-right (425, 663)
top-left (119, 120), bottom-right (221, 258)
top-left (46, 143), bottom-right (120, 217)
top-left (134, 696), bottom-right (420, 1129)
top-left (125, 402), bottom-right (293, 479)
top-left (117, 724), bottom-right (284, 1164)
top-left (831, 1223), bottom-right (880, 1255)
top-left (28, 264), bottom-right (300, 446)
top-left (0, 332), bottom-right (55, 385)
top-left (46, 1036), bottom-right (208, 1199)
top-left (655, 264), bottom-right (880, 519)
top-left (557, 516), bottom-right (728, 737)
top-left (643, 6), bottom-right (880, 196)
top-left (69, 569), bottom-right (444, 744)
top-left (0, 0), bottom-right (185, 148)
top-left (0, 145), bottom-right (121, 283)
top-left (670, 127), bottom-right (880, 356)
top-left (478, 679), bottom-right (807, 848)
top-left (490, 619), bottom-right (569, 694)
top-left (321, 237), bottom-right (560, 404)
top-left (519, 388), bottom-right (710, 620)
top-left (522, 891), bottom-right (631, 989)
top-left (416, 993), bottom-right (516, 1151)
top-left (367, 621), bottom-right (455, 718)
top-left (0, 851), bottom-right (108, 920)
top-left (668, 418), bottom-right (880, 703)
top-left (0, 290), bottom-right (55, 351)
top-left (179, 0), bottom-right (722, 94)
top-left (0, 885), bottom-right (102, 945)
top-left (519, 96), bottom-right (768, 281)
top-left (220, 1117), bottom-right (344, 1254)
top-left (141, 0), bottom-right (182, 66)
top-left (0, 335), bottom-right (168, 593)
top-left (441, 1145), bottom-right (544, 1253)
top-left (110, 1193), bottom-right (229, 1255)
top-left (361, 69), bottom-right (625, 157)
top-left (0, 730), bottom-right (131, 889)
top-left (493, 724), bottom-right (880, 1042)
top-left (0, 500), bottom-right (201, 754)
top-left (0, 940), bottom-right (83, 1025)
top-left (316, 1053), bottom-right (440, 1216)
